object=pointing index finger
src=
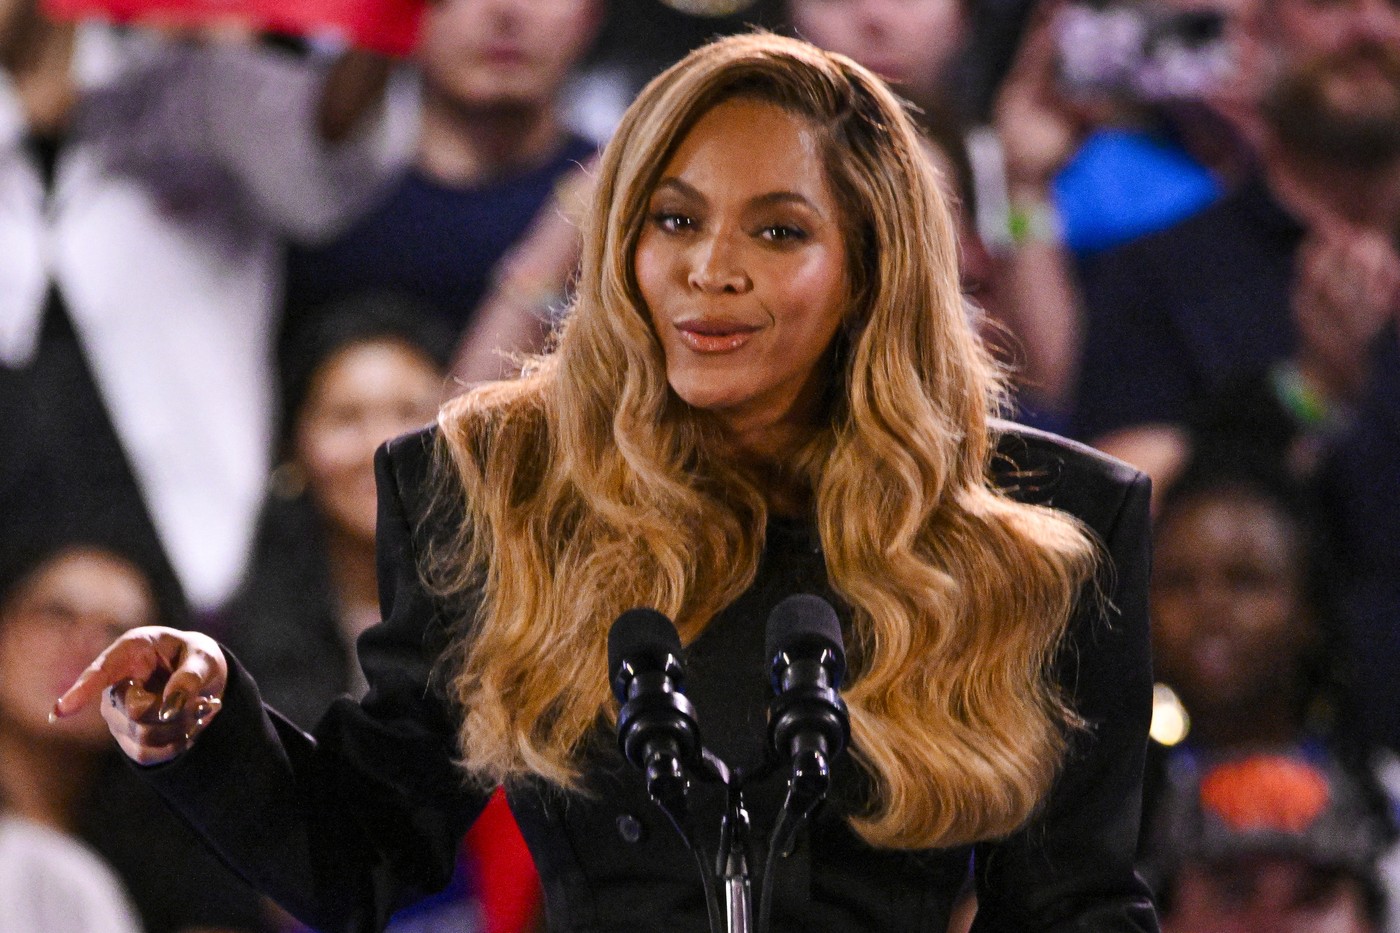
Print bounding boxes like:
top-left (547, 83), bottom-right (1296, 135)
top-left (52, 627), bottom-right (165, 720)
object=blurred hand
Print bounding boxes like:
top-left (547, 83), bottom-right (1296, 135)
top-left (451, 160), bottom-right (596, 384)
top-left (1292, 222), bottom-right (1400, 405)
top-left (53, 626), bottom-right (228, 765)
top-left (994, 2), bottom-right (1090, 197)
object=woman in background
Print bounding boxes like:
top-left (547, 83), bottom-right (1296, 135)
top-left (226, 297), bottom-right (544, 933)
top-left (0, 541), bottom-right (145, 933)
top-left (2, 538), bottom-right (269, 933)
top-left (223, 297), bottom-right (451, 729)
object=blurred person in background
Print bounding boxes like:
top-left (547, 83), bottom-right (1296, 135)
top-left (284, 0), bottom-right (603, 385)
top-left (1149, 459), bottom-right (1330, 756)
top-left (1072, 0), bottom-right (1400, 749)
top-left (225, 300), bottom-right (543, 933)
top-left (224, 297), bottom-right (453, 730)
top-left (0, 0), bottom-right (414, 615)
top-left (784, 0), bottom-right (973, 117)
top-left (1144, 428), bottom-right (1400, 931)
top-left (1144, 751), bottom-right (1390, 933)
top-left (988, 0), bottom-right (1257, 423)
top-left (0, 541), bottom-right (143, 933)
top-left (0, 538), bottom-right (271, 932)
top-left (1074, 0), bottom-right (1400, 488)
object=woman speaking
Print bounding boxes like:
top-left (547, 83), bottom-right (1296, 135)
top-left (56, 33), bottom-right (1158, 933)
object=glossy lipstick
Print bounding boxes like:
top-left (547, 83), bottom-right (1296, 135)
top-left (674, 318), bottom-right (759, 353)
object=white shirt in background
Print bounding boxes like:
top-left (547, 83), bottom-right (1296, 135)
top-left (0, 814), bottom-right (142, 933)
top-left (0, 26), bottom-right (417, 609)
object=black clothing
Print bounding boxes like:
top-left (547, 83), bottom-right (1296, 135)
top-left (283, 135), bottom-right (597, 332)
top-left (144, 423), bottom-right (1158, 932)
top-left (221, 491), bottom-right (354, 731)
top-left (0, 294), bottom-right (186, 617)
top-left (1324, 334), bottom-right (1400, 750)
top-left (80, 757), bottom-right (273, 933)
top-left (1073, 177), bottom-right (1302, 443)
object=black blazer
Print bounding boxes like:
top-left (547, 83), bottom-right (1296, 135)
top-left (144, 422), bottom-right (1159, 933)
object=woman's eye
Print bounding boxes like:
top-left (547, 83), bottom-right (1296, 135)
top-left (760, 224), bottom-right (806, 243)
top-left (651, 211), bottom-right (695, 233)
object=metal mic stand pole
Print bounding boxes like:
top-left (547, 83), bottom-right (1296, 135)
top-left (716, 780), bottom-right (754, 933)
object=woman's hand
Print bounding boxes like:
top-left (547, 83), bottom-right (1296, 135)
top-left (52, 626), bottom-right (228, 765)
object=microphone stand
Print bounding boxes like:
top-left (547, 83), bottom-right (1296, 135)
top-left (717, 781), bottom-right (754, 933)
top-left (645, 746), bottom-right (761, 933)
top-left (633, 713), bottom-right (838, 933)
top-left (756, 741), bottom-right (831, 933)
top-left (649, 749), bottom-right (730, 933)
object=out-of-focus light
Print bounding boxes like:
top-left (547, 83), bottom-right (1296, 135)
top-left (1150, 682), bottom-right (1191, 747)
top-left (656, 0), bottom-right (760, 16)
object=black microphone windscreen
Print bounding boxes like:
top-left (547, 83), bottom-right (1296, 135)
top-left (765, 594), bottom-right (843, 661)
top-left (607, 608), bottom-right (683, 685)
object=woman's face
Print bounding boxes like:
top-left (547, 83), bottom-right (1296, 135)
top-left (294, 339), bottom-right (443, 544)
top-left (1151, 491), bottom-right (1309, 719)
top-left (0, 550), bottom-right (156, 747)
top-left (634, 97), bottom-right (851, 443)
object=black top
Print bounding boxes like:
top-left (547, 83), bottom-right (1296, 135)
top-left (1073, 177), bottom-right (1303, 442)
top-left (143, 422), bottom-right (1158, 933)
top-left (283, 135), bottom-right (597, 331)
top-left (221, 491), bottom-right (353, 732)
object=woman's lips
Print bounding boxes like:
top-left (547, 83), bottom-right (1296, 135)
top-left (674, 319), bottom-right (760, 353)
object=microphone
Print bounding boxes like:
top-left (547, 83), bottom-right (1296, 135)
top-left (609, 610), bottom-right (726, 933)
top-left (759, 595), bottom-right (851, 933)
top-left (608, 608), bottom-right (702, 825)
top-left (765, 594), bottom-right (850, 854)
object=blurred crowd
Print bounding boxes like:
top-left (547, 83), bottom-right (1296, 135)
top-left (0, 0), bottom-right (1397, 931)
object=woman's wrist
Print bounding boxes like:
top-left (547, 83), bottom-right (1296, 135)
top-left (1004, 189), bottom-right (1063, 249)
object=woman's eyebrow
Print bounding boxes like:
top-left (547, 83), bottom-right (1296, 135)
top-left (652, 178), bottom-right (703, 201)
top-left (652, 178), bottom-right (824, 218)
top-left (749, 191), bottom-right (824, 218)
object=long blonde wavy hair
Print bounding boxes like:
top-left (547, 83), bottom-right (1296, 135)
top-left (429, 33), bottom-right (1098, 850)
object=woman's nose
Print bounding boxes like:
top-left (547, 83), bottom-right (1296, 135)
top-left (687, 233), bottom-right (751, 294)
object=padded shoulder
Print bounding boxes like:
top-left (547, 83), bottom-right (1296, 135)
top-left (381, 425), bottom-right (437, 498)
top-left (990, 418), bottom-right (1150, 541)
top-left (379, 423), bottom-right (441, 521)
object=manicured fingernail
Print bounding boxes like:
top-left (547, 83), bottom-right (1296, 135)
top-left (48, 711), bottom-right (59, 725)
top-left (158, 690), bottom-right (187, 723)
top-left (49, 699), bottom-right (64, 723)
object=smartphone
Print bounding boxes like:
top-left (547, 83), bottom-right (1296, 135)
top-left (1056, 0), bottom-right (1232, 103)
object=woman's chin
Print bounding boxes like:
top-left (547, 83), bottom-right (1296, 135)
top-left (668, 384), bottom-right (744, 418)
